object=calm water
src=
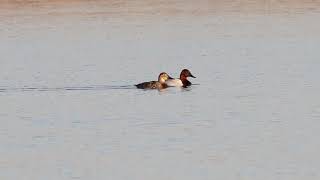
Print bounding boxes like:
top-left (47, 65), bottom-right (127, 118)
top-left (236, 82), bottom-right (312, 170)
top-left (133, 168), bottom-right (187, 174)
top-left (1, 1), bottom-right (320, 179)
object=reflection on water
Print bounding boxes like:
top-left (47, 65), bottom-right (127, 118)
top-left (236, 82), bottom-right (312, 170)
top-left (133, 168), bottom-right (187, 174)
top-left (1, 0), bottom-right (320, 180)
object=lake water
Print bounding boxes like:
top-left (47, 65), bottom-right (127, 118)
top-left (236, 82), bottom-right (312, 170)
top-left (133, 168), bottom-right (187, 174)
top-left (1, 0), bottom-right (320, 179)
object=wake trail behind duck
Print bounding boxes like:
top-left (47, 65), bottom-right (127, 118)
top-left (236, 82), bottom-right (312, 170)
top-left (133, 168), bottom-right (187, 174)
top-left (0, 85), bottom-right (136, 93)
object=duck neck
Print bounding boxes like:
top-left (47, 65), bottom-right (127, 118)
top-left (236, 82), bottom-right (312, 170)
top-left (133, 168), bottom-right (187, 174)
top-left (180, 75), bottom-right (191, 87)
top-left (158, 78), bottom-right (165, 84)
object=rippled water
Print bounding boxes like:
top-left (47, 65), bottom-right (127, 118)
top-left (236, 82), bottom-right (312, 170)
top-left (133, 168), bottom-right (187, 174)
top-left (1, 1), bottom-right (320, 179)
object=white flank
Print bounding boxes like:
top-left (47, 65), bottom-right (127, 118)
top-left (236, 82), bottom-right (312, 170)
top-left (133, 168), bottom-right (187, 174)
top-left (165, 79), bottom-right (183, 87)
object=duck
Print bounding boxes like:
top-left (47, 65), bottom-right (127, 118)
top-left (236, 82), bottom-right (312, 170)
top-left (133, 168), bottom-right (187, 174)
top-left (165, 69), bottom-right (196, 87)
top-left (135, 72), bottom-right (173, 89)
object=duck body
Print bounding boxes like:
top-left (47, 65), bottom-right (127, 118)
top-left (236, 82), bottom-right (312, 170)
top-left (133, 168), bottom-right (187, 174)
top-left (165, 79), bottom-right (184, 87)
top-left (165, 69), bottom-right (195, 87)
top-left (135, 72), bottom-right (173, 90)
top-left (135, 81), bottom-right (168, 89)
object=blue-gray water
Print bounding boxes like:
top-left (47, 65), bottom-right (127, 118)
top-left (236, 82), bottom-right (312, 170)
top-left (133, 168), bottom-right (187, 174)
top-left (1, 1), bottom-right (320, 179)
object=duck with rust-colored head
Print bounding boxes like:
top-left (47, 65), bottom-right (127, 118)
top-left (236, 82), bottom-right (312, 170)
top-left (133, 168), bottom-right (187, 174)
top-left (135, 72), bottom-right (173, 89)
top-left (165, 69), bottom-right (196, 87)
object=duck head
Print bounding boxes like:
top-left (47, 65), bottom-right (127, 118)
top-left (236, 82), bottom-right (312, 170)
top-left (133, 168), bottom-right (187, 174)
top-left (180, 69), bottom-right (196, 79)
top-left (158, 72), bottom-right (173, 83)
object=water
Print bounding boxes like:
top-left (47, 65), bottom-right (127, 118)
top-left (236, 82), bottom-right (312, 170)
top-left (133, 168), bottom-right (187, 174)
top-left (1, 1), bottom-right (320, 179)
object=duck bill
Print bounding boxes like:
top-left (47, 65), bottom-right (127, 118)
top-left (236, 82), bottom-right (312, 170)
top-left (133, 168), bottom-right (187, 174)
top-left (168, 76), bottom-right (174, 79)
top-left (190, 74), bottom-right (196, 78)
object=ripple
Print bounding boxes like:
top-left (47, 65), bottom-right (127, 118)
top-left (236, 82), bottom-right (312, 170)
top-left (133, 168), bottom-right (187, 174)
top-left (0, 85), bottom-right (136, 93)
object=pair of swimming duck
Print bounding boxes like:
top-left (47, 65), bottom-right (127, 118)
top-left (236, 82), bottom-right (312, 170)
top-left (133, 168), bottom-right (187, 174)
top-left (135, 69), bottom-right (196, 89)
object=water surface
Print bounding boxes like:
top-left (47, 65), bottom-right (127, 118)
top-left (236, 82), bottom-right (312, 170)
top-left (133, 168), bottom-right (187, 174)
top-left (1, 1), bottom-right (320, 179)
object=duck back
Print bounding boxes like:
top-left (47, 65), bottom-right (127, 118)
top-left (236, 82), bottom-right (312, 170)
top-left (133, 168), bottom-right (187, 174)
top-left (135, 81), bottom-right (167, 89)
